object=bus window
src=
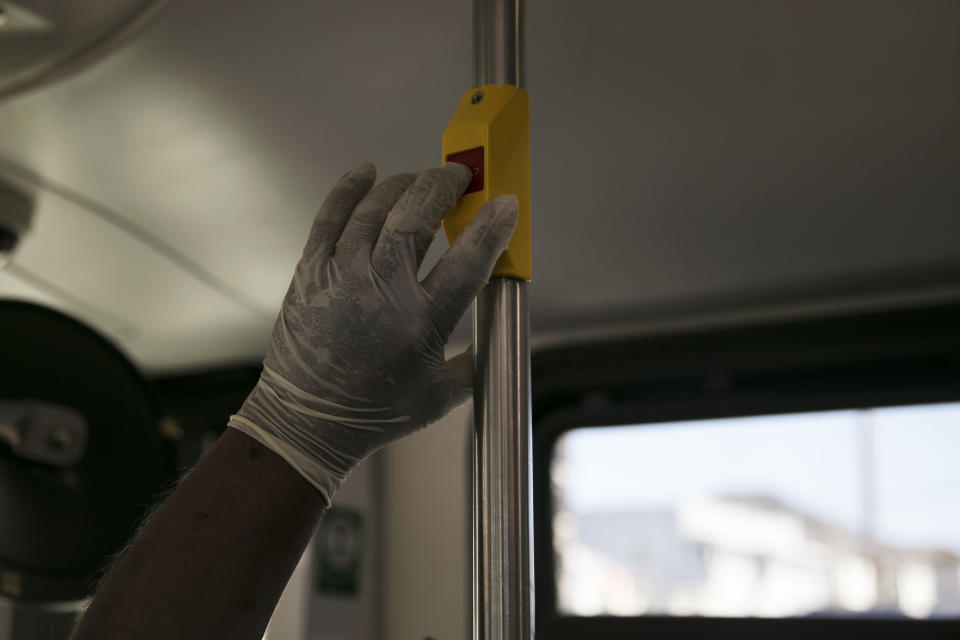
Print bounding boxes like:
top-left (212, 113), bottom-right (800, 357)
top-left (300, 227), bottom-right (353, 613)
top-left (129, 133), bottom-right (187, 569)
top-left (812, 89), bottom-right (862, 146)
top-left (550, 403), bottom-right (960, 620)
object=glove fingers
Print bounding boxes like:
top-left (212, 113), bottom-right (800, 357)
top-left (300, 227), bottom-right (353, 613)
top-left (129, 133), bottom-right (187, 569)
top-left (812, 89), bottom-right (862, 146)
top-left (303, 163), bottom-right (377, 265)
top-left (371, 164), bottom-right (473, 276)
top-left (335, 172), bottom-right (419, 261)
top-left (421, 195), bottom-right (519, 342)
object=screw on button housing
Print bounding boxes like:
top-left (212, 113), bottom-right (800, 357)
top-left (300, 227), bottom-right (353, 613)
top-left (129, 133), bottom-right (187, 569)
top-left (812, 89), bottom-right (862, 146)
top-left (471, 91), bottom-right (484, 104)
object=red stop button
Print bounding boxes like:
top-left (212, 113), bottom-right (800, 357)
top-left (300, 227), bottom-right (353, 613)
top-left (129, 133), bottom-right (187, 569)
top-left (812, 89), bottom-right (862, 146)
top-left (446, 147), bottom-right (484, 194)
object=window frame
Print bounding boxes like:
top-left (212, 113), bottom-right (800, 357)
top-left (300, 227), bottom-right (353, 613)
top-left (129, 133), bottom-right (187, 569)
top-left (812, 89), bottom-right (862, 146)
top-left (532, 303), bottom-right (960, 640)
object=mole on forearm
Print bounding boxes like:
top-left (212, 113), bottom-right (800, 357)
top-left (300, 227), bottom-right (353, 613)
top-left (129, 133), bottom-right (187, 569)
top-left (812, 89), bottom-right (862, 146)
top-left (248, 445), bottom-right (264, 460)
top-left (194, 511), bottom-right (211, 521)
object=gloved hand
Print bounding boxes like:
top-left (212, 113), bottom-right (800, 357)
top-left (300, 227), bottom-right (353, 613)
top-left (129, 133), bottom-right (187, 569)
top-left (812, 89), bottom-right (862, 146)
top-left (228, 162), bottom-right (519, 505)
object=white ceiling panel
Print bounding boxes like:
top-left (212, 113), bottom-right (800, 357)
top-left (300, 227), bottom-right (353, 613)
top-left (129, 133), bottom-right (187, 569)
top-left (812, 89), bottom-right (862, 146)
top-left (525, 0), bottom-right (960, 326)
top-left (0, 0), bottom-right (470, 315)
top-left (3, 181), bottom-right (272, 371)
top-left (0, 267), bottom-right (59, 306)
top-left (0, 0), bottom-right (958, 372)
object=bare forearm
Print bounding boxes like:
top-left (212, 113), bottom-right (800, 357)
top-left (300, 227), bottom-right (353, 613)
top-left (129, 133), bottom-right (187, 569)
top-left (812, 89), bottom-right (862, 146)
top-left (72, 429), bottom-right (326, 640)
top-left (69, 162), bottom-right (516, 638)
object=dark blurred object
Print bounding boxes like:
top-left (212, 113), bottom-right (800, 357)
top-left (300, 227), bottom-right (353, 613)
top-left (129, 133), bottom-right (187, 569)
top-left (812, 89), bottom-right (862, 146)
top-left (0, 603), bottom-right (76, 639)
top-left (0, 301), bottom-right (177, 618)
top-left (152, 365), bottom-right (262, 468)
top-left (0, 182), bottom-right (30, 267)
top-left (0, 399), bottom-right (88, 466)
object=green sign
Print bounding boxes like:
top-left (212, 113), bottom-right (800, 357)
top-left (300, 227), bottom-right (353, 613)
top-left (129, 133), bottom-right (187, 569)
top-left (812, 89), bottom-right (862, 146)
top-left (315, 506), bottom-right (364, 596)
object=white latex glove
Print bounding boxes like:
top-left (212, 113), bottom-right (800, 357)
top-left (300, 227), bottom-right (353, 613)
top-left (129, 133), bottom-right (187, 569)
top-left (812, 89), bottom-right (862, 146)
top-left (228, 162), bottom-right (519, 505)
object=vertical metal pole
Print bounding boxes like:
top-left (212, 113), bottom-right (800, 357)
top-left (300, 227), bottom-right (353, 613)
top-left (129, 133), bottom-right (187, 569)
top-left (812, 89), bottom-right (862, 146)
top-left (471, 2), bottom-right (532, 640)
top-left (473, 0), bottom-right (525, 89)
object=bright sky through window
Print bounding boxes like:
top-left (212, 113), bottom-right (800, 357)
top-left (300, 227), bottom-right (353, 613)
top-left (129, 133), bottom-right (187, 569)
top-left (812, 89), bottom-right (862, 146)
top-left (552, 402), bottom-right (960, 618)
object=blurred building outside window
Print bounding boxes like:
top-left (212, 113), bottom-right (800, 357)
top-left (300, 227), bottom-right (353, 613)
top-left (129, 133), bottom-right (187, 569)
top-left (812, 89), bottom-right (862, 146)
top-left (551, 403), bottom-right (960, 619)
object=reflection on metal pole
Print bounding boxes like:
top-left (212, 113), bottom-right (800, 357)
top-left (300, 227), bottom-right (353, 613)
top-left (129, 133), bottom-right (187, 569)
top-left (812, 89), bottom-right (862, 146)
top-left (473, 0), bottom-right (524, 89)
top-left (474, 280), bottom-right (532, 640)
top-left (472, 2), bottom-right (532, 639)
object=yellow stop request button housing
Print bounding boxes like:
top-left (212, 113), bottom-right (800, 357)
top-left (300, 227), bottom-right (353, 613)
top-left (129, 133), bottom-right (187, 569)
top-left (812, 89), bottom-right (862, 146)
top-left (442, 84), bottom-right (531, 281)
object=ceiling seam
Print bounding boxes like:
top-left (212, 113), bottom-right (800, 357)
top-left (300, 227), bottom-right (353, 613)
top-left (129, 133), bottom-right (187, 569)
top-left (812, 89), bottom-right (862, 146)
top-left (3, 261), bottom-right (139, 339)
top-left (530, 281), bottom-right (960, 352)
top-left (0, 157), bottom-right (276, 321)
top-left (0, 0), bottom-right (176, 102)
